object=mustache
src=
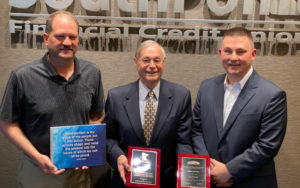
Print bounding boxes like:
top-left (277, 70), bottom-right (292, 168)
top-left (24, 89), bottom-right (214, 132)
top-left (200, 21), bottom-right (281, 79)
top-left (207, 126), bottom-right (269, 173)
top-left (60, 46), bottom-right (73, 50)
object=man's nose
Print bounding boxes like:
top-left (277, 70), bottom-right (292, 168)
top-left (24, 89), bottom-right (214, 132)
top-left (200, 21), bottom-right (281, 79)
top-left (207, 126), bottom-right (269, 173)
top-left (63, 37), bottom-right (72, 45)
top-left (148, 60), bottom-right (156, 68)
top-left (231, 52), bottom-right (238, 60)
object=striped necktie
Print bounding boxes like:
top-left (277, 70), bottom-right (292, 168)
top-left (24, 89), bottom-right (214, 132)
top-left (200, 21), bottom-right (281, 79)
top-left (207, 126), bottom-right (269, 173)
top-left (143, 90), bottom-right (156, 146)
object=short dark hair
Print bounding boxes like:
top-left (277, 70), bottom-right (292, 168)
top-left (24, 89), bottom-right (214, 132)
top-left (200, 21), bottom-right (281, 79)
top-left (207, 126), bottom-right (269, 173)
top-left (45, 10), bottom-right (79, 34)
top-left (224, 27), bottom-right (253, 42)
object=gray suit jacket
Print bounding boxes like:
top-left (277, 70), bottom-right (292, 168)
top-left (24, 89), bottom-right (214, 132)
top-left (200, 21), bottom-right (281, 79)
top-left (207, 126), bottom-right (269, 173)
top-left (193, 70), bottom-right (287, 188)
top-left (105, 79), bottom-right (193, 188)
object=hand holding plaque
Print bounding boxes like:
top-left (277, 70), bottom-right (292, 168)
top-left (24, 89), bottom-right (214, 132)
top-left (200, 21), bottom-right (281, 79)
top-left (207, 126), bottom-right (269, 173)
top-left (50, 124), bottom-right (106, 169)
top-left (126, 146), bottom-right (161, 188)
top-left (177, 154), bottom-right (210, 188)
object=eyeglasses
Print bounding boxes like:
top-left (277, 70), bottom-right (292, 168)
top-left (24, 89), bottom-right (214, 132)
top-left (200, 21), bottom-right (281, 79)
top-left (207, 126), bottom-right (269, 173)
top-left (138, 57), bottom-right (164, 65)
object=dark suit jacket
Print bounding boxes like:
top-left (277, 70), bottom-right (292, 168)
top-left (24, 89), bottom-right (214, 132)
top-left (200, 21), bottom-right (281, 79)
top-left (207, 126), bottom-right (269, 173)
top-left (192, 70), bottom-right (287, 188)
top-left (105, 79), bottom-right (193, 188)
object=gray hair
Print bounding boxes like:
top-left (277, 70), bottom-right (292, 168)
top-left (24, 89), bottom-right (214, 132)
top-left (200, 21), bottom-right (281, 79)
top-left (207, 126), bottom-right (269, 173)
top-left (135, 40), bottom-right (166, 59)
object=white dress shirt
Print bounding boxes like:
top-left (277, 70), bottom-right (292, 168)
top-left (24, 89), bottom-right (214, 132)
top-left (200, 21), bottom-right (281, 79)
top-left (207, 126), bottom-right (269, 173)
top-left (139, 80), bottom-right (160, 127)
top-left (223, 67), bottom-right (253, 126)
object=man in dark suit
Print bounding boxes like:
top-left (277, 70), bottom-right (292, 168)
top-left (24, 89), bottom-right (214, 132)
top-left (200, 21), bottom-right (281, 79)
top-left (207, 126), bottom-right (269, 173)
top-left (193, 27), bottom-right (287, 188)
top-left (105, 40), bottom-right (193, 188)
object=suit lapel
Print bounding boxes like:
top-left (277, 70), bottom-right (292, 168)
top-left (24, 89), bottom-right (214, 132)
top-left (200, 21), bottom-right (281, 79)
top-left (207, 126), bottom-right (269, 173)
top-left (150, 80), bottom-right (173, 144)
top-left (219, 71), bottom-right (259, 142)
top-left (213, 76), bottom-right (226, 140)
top-left (123, 81), bottom-right (145, 144)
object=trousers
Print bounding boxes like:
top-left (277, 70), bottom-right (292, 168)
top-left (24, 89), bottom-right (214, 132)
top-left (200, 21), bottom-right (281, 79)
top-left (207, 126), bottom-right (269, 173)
top-left (18, 153), bottom-right (91, 188)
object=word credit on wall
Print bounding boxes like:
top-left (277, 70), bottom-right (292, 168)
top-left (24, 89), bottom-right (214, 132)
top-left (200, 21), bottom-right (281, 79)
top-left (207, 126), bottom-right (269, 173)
top-left (8, 0), bottom-right (300, 56)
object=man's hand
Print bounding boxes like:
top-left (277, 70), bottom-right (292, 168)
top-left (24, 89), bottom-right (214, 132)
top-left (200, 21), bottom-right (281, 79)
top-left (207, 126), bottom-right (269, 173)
top-left (117, 155), bottom-right (131, 184)
top-left (36, 154), bottom-right (89, 175)
top-left (35, 154), bottom-right (65, 175)
top-left (0, 120), bottom-right (65, 175)
top-left (210, 158), bottom-right (233, 187)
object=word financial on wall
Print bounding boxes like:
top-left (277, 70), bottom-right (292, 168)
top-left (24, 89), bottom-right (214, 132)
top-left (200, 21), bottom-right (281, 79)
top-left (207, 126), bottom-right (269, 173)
top-left (8, 0), bottom-right (300, 56)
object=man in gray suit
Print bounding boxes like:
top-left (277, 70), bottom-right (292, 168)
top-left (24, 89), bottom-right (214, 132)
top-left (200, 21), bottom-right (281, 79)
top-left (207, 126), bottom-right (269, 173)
top-left (193, 27), bottom-right (287, 188)
top-left (105, 40), bottom-right (193, 188)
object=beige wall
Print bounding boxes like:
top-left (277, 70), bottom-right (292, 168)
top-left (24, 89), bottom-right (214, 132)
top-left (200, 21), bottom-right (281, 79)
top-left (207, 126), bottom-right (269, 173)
top-left (1, 1), bottom-right (300, 187)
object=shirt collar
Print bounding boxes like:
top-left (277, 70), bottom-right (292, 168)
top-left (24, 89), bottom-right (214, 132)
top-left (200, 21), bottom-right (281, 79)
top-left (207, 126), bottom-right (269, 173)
top-left (224, 66), bottom-right (253, 89)
top-left (42, 53), bottom-right (81, 79)
top-left (139, 80), bottom-right (160, 100)
top-left (42, 53), bottom-right (57, 77)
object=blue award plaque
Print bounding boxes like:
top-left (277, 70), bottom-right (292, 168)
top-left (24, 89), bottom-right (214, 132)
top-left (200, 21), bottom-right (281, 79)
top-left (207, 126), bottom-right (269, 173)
top-left (50, 124), bottom-right (106, 169)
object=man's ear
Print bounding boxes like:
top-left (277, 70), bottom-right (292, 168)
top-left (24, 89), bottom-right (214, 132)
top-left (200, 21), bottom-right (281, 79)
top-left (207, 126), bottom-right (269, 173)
top-left (43, 33), bottom-right (49, 46)
top-left (252, 48), bottom-right (257, 60)
top-left (218, 48), bottom-right (222, 57)
top-left (134, 57), bottom-right (138, 66)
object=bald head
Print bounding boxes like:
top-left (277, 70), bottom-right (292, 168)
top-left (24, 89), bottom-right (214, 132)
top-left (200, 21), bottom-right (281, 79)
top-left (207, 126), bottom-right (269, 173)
top-left (45, 10), bottom-right (79, 34)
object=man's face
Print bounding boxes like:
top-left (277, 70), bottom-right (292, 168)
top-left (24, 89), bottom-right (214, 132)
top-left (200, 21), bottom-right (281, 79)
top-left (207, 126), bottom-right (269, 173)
top-left (43, 14), bottom-right (79, 61)
top-left (219, 35), bottom-right (256, 83)
top-left (134, 44), bottom-right (165, 89)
